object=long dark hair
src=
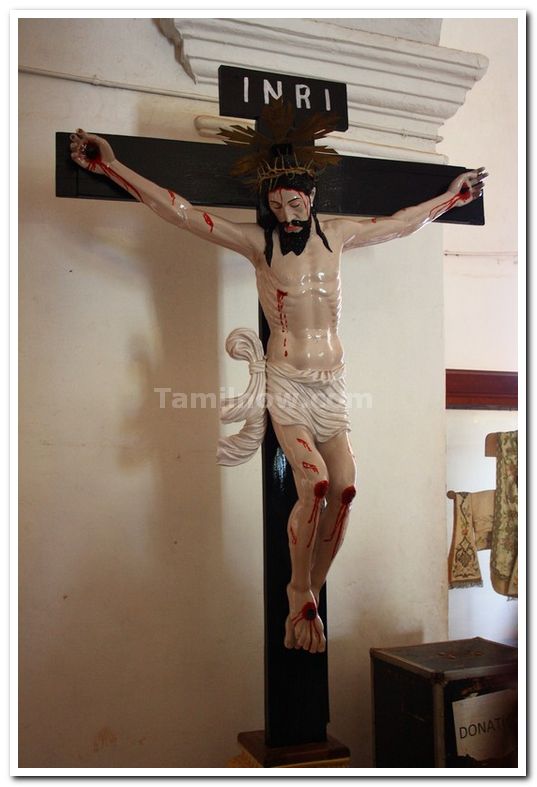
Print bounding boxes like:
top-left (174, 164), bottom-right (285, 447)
top-left (257, 170), bottom-right (332, 265)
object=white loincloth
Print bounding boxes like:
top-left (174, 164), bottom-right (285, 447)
top-left (217, 328), bottom-right (350, 466)
top-left (266, 361), bottom-right (350, 443)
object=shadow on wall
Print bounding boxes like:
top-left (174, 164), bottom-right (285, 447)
top-left (19, 115), bottom-right (262, 766)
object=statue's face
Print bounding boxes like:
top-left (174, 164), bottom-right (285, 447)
top-left (267, 188), bottom-right (315, 233)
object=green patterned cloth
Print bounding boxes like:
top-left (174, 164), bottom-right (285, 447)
top-left (448, 491), bottom-right (495, 589)
top-left (490, 431), bottom-right (518, 598)
top-left (447, 431), bottom-right (518, 598)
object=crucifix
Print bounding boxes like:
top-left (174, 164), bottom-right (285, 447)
top-left (57, 64), bottom-right (486, 766)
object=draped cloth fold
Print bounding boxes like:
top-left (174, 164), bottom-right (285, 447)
top-left (447, 490), bottom-right (495, 589)
top-left (491, 431), bottom-right (518, 598)
top-left (447, 430), bottom-right (518, 598)
top-left (217, 328), bottom-right (267, 466)
top-left (217, 329), bottom-right (351, 465)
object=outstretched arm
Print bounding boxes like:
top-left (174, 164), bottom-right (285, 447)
top-left (70, 129), bottom-right (260, 260)
top-left (337, 168), bottom-right (488, 251)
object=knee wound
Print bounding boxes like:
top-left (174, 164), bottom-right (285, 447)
top-left (314, 480), bottom-right (329, 499)
top-left (341, 485), bottom-right (357, 505)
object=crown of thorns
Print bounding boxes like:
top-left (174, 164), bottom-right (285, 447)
top-left (218, 97), bottom-right (341, 189)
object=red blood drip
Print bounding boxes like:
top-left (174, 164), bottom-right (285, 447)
top-left (292, 602), bottom-right (317, 624)
top-left (203, 212), bottom-right (214, 232)
top-left (276, 290), bottom-right (288, 323)
top-left (306, 479), bottom-right (329, 547)
top-left (83, 142), bottom-right (100, 160)
top-left (302, 462), bottom-right (319, 474)
top-left (97, 162), bottom-right (145, 204)
top-left (314, 480), bottom-right (329, 498)
top-left (290, 602), bottom-right (321, 650)
top-left (289, 524), bottom-right (297, 545)
top-left (324, 486), bottom-right (356, 559)
top-left (341, 484), bottom-right (356, 505)
top-left (306, 500), bottom-right (321, 545)
top-left (324, 505), bottom-right (347, 558)
top-left (429, 191), bottom-right (464, 222)
top-left (168, 190), bottom-right (176, 206)
top-left (276, 289), bottom-right (289, 355)
top-left (298, 191), bottom-right (310, 215)
top-left (296, 438), bottom-right (312, 452)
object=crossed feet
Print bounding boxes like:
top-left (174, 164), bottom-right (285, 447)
top-left (284, 584), bottom-right (326, 654)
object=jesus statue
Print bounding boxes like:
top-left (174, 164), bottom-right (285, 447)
top-left (70, 100), bottom-right (486, 654)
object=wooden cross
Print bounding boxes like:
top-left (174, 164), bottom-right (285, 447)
top-left (56, 68), bottom-right (484, 755)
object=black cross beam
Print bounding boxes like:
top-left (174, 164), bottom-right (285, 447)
top-left (55, 128), bottom-right (484, 751)
top-left (56, 132), bottom-right (484, 224)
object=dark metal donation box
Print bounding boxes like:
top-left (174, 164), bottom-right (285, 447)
top-left (370, 637), bottom-right (518, 768)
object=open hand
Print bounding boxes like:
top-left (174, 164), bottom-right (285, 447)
top-left (70, 129), bottom-right (115, 170)
top-left (448, 167), bottom-right (488, 206)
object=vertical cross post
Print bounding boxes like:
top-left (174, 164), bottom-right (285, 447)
top-left (218, 65), bottom-right (350, 748)
top-left (259, 310), bottom-right (330, 747)
top-left (217, 64), bottom-right (353, 749)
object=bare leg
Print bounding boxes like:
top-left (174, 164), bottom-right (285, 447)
top-left (311, 431), bottom-right (357, 599)
top-left (272, 421), bottom-right (329, 654)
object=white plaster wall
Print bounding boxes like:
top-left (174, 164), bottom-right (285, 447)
top-left (19, 17), bottom-right (448, 769)
top-left (438, 18), bottom-right (519, 647)
top-left (439, 18), bottom-right (518, 372)
top-left (320, 18), bottom-right (441, 45)
top-left (330, 227), bottom-right (447, 763)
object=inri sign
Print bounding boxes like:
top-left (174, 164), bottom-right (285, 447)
top-left (218, 66), bottom-right (349, 132)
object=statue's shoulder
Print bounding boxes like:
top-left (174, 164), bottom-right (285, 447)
top-left (236, 222), bottom-right (266, 265)
top-left (239, 222), bottom-right (265, 243)
top-left (317, 218), bottom-right (347, 244)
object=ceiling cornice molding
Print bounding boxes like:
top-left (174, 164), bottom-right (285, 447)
top-left (158, 18), bottom-right (488, 164)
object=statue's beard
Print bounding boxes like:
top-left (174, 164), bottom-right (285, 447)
top-left (278, 218), bottom-right (312, 256)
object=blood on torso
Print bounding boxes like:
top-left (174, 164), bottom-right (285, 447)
top-left (255, 228), bottom-right (344, 371)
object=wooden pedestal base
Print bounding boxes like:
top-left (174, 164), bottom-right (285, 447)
top-left (228, 730), bottom-right (350, 768)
